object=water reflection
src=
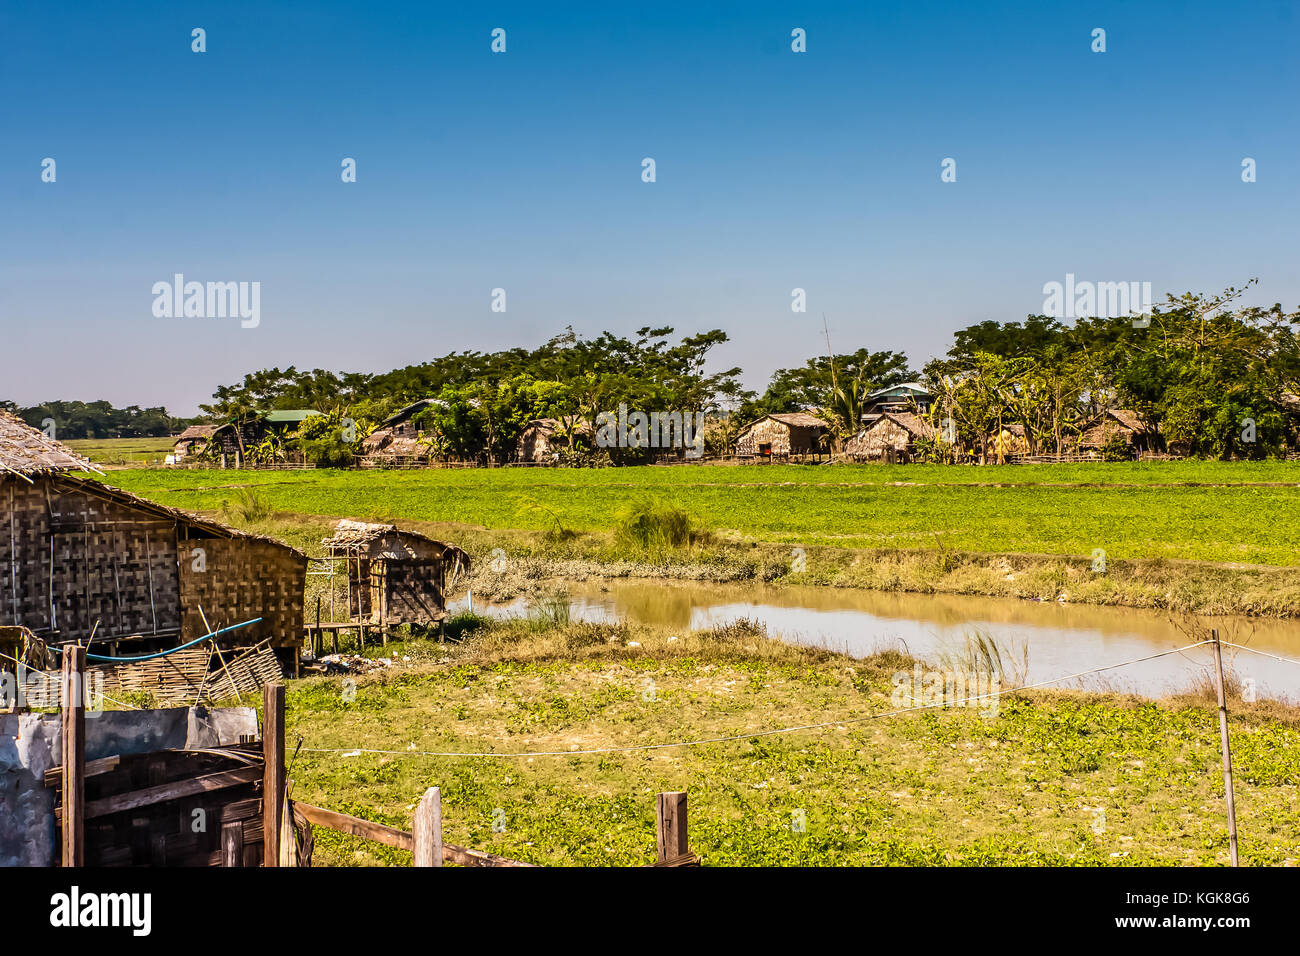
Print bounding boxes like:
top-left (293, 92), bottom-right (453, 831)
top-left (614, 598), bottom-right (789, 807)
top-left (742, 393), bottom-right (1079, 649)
top-left (453, 580), bottom-right (1300, 702)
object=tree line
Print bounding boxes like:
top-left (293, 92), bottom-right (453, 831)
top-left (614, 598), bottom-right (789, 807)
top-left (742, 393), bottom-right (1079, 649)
top-left (9, 284), bottom-right (1300, 460)
top-left (1, 400), bottom-right (191, 440)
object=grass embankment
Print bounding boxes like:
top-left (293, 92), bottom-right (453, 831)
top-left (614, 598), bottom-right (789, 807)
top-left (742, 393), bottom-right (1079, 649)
top-left (281, 616), bottom-right (1300, 867)
top-left (98, 461), bottom-right (1300, 616)
top-left (96, 463), bottom-right (1300, 613)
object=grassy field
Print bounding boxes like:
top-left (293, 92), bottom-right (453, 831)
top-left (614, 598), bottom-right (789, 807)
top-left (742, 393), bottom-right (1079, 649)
top-left (66, 436), bottom-right (175, 465)
top-left (281, 617), bottom-right (1300, 867)
top-left (102, 461), bottom-right (1300, 566)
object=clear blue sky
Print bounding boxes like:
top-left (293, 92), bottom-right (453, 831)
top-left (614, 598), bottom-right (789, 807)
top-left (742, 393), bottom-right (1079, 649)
top-left (2, 0), bottom-right (1296, 415)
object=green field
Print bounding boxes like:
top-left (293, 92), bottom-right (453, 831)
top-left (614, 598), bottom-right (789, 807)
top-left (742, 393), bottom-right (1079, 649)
top-left (66, 436), bottom-right (175, 465)
top-left (101, 461), bottom-right (1300, 566)
top-left (283, 619), bottom-right (1300, 867)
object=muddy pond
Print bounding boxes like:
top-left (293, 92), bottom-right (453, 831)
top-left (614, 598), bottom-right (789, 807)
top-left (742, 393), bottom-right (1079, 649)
top-left (451, 580), bottom-right (1300, 702)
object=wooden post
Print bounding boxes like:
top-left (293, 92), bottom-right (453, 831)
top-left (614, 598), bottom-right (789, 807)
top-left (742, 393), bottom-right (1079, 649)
top-left (314, 596), bottom-right (322, 658)
top-left (262, 683), bottom-right (285, 867)
top-left (221, 821), bottom-right (244, 867)
top-left (1211, 629), bottom-right (1240, 867)
top-left (60, 644), bottom-right (86, 867)
top-left (413, 786), bottom-right (443, 867)
top-left (656, 791), bottom-right (689, 863)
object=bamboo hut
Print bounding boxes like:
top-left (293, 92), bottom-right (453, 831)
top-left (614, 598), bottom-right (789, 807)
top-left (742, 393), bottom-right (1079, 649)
top-left (322, 520), bottom-right (468, 627)
top-left (360, 399), bottom-right (442, 465)
top-left (0, 411), bottom-right (307, 659)
top-left (1078, 409), bottom-right (1159, 453)
top-left (989, 423), bottom-right (1032, 462)
top-left (845, 411), bottom-right (937, 462)
top-left (734, 413), bottom-right (829, 459)
top-left (516, 418), bottom-right (593, 462)
top-left (172, 424), bottom-right (216, 461)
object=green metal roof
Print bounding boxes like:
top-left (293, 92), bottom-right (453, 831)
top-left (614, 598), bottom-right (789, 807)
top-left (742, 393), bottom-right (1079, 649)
top-left (263, 409), bottom-right (321, 424)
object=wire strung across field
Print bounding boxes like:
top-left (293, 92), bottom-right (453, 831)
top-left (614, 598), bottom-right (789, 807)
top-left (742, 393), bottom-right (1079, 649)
top-left (1221, 640), bottom-right (1300, 670)
top-left (298, 639), bottom-right (1218, 760)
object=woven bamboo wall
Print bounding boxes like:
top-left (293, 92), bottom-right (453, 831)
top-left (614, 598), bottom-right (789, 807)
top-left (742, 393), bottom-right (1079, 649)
top-left (381, 560), bottom-right (446, 624)
top-left (0, 477), bottom-right (181, 641)
top-left (178, 537), bottom-right (306, 648)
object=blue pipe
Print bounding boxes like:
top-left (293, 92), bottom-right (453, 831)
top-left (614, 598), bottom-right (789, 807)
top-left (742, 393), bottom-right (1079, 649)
top-left (51, 617), bottom-right (263, 663)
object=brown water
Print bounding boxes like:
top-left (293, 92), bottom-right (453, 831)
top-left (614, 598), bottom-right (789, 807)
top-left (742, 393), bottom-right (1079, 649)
top-left (455, 580), bottom-right (1300, 701)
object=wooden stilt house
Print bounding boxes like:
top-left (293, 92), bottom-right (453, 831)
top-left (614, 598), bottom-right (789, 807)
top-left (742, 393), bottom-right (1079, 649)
top-left (322, 520), bottom-right (469, 627)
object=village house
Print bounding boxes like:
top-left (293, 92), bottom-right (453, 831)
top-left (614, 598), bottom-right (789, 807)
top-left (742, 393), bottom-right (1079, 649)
top-left (205, 409), bottom-right (321, 464)
top-left (322, 519), bottom-right (469, 627)
top-left (845, 411), bottom-right (938, 462)
top-left (171, 424), bottom-right (216, 461)
top-left (735, 412), bottom-right (830, 460)
top-left (1078, 409), bottom-right (1160, 454)
top-left (516, 418), bottom-right (593, 462)
top-left (0, 411), bottom-right (307, 663)
top-left (862, 382), bottom-right (934, 425)
top-left (360, 398), bottom-right (441, 464)
top-left (988, 422), bottom-right (1032, 462)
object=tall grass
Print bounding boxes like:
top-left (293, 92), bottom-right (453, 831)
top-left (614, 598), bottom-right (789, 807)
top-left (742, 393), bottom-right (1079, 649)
top-left (220, 487), bottom-right (270, 523)
top-left (614, 498), bottom-right (696, 552)
top-left (525, 592), bottom-right (572, 632)
top-left (937, 629), bottom-right (1029, 686)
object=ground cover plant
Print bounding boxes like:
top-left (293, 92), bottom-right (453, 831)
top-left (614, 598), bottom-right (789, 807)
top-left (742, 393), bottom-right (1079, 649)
top-left (279, 617), bottom-right (1300, 867)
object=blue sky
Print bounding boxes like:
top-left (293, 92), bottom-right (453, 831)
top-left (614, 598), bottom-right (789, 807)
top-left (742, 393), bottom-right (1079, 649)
top-left (2, 0), bottom-right (1296, 414)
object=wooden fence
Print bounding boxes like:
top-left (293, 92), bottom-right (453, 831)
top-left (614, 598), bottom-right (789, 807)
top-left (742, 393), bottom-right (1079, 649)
top-left (258, 685), bottom-right (698, 868)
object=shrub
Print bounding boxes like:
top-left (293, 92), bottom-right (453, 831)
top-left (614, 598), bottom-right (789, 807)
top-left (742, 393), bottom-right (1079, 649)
top-left (220, 487), bottom-right (270, 523)
top-left (614, 498), bottom-right (695, 551)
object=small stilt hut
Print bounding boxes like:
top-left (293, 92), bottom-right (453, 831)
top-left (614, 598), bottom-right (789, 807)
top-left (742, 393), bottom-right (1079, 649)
top-left (322, 520), bottom-right (468, 628)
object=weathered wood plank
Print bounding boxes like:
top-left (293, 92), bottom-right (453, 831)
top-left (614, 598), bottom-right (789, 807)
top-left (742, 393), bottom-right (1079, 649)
top-left (44, 754), bottom-right (119, 787)
top-left (413, 786), bottom-right (442, 867)
top-left (263, 683), bottom-right (285, 867)
top-left (443, 844), bottom-right (537, 868)
top-left (221, 821), bottom-right (244, 867)
top-left (293, 801), bottom-right (413, 850)
top-left (60, 646), bottom-right (86, 867)
top-left (82, 765), bottom-right (262, 819)
top-left (655, 791), bottom-right (689, 864)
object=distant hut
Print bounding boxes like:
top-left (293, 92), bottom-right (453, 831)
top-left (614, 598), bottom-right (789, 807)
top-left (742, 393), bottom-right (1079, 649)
top-left (1078, 409), bottom-right (1159, 453)
top-left (516, 418), bottom-right (593, 462)
top-left (845, 411), bottom-right (937, 462)
top-left (0, 411), bottom-right (307, 661)
top-left (172, 424), bottom-right (216, 461)
top-left (322, 520), bottom-right (469, 627)
top-left (207, 409), bottom-right (321, 464)
top-left (862, 382), bottom-right (934, 424)
top-left (989, 423), bottom-right (1032, 462)
top-left (735, 413), bottom-right (830, 459)
top-left (361, 399), bottom-right (442, 465)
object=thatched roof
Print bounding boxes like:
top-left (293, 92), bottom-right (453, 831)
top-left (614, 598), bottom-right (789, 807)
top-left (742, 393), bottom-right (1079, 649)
top-left (378, 398), bottom-right (443, 429)
top-left (174, 424), bottom-right (217, 444)
top-left (322, 519), bottom-right (468, 565)
top-left (1079, 408), bottom-right (1153, 446)
top-left (763, 412), bottom-right (829, 430)
top-left (878, 411), bottom-right (936, 439)
top-left (324, 519), bottom-right (430, 548)
top-left (1106, 409), bottom-right (1148, 433)
top-left (0, 411), bottom-right (98, 478)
